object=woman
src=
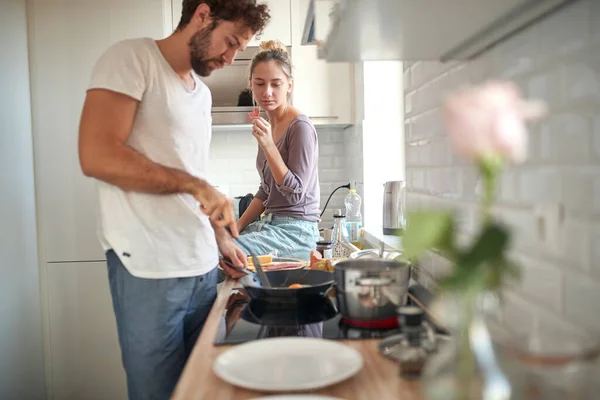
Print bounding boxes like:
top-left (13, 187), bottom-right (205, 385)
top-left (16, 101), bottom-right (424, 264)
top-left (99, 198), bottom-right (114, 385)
top-left (234, 40), bottom-right (320, 261)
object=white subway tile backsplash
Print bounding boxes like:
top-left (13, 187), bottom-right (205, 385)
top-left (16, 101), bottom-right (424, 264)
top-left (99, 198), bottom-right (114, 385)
top-left (564, 53), bottom-right (600, 105)
top-left (413, 168), bottom-right (425, 191)
top-left (492, 26), bottom-right (537, 79)
top-left (319, 169), bottom-right (347, 184)
top-left (417, 74), bottom-right (447, 113)
top-left (559, 218), bottom-right (591, 272)
top-left (403, 68), bottom-right (411, 93)
top-left (518, 255), bottom-right (563, 313)
top-left (431, 138), bottom-right (451, 166)
top-left (460, 167), bottom-right (480, 201)
top-left (320, 142), bottom-right (343, 157)
top-left (564, 273), bottom-right (600, 331)
top-left (498, 170), bottom-right (518, 204)
top-left (560, 169), bottom-right (597, 216)
top-left (591, 116), bottom-right (600, 159)
top-left (446, 64), bottom-right (469, 92)
top-left (405, 90), bottom-right (415, 115)
top-left (526, 66), bottom-right (564, 111)
top-left (501, 208), bottom-right (542, 253)
top-left (467, 57), bottom-right (489, 85)
top-left (518, 168), bottom-right (562, 203)
top-left (592, 0), bottom-right (600, 41)
top-left (539, 113), bottom-right (590, 163)
top-left (405, 0), bottom-right (600, 334)
top-left (318, 156), bottom-right (346, 170)
top-left (591, 225), bottom-right (600, 280)
top-left (537, 0), bottom-right (590, 59)
top-left (405, 144), bottom-right (417, 166)
top-left (318, 128), bottom-right (346, 144)
top-left (410, 109), bottom-right (442, 141)
top-left (404, 120), bottom-right (412, 141)
top-left (501, 292), bottom-right (536, 335)
top-left (593, 176), bottom-right (600, 215)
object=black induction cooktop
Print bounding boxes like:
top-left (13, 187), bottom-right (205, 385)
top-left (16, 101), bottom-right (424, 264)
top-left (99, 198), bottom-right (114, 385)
top-left (214, 288), bottom-right (423, 346)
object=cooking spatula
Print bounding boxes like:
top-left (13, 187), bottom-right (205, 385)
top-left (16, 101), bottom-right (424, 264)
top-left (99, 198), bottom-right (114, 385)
top-left (250, 251), bottom-right (272, 288)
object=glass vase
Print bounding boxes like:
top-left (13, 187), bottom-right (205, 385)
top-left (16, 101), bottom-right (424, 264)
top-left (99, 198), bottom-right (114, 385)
top-left (422, 291), bottom-right (507, 400)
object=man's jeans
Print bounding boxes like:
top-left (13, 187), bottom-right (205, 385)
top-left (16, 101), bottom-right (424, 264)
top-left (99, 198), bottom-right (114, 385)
top-left (106, 250), bottom-right (217, 400)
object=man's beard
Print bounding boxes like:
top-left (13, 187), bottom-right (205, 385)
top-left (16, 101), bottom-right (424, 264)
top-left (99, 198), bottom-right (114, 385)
top-left (189, 22), bottom-right (222, 77)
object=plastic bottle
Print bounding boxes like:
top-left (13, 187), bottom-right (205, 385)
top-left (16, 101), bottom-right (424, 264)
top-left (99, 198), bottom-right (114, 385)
top-left (344, 182), bottom-right (362, 248)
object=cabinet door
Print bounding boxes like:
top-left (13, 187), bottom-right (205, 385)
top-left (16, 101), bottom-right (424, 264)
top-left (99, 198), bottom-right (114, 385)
top-left (46, 261), bottom-right (127, 400)
top-left (28, 0), bottom-right (169, 263)
top-left (290, 0), bottom-right (354, 125)
top-left (172, 0), bottom-right (291, 46)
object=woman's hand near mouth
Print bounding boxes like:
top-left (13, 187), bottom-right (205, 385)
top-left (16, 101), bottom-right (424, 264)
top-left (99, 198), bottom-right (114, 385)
top-left (251, 117), bottom-right (275, 150)
top-left (250, 116), bottom-right (290, 186)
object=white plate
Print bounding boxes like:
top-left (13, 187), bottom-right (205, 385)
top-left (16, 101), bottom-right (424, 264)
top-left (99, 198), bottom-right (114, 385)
top-left (213, 337), bottom-right (363, 392)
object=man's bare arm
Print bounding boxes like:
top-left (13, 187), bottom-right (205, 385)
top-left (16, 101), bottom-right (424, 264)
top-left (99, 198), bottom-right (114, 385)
top-left (78, 89), bottom-right (238, 236)
top-left (79, 89), bottom-right (200, 193)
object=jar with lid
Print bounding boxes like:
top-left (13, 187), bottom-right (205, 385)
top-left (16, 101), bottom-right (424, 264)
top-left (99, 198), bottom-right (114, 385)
top-left (316, 241), bottom-right (333, 258)
top-left (331, 209), bottom-right (350, 258)
top-left (378, 306), bottom-right (439, 380)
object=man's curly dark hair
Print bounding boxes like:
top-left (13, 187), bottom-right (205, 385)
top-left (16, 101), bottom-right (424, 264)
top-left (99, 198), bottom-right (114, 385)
top-left (175, 0), bottom-right (271, 36)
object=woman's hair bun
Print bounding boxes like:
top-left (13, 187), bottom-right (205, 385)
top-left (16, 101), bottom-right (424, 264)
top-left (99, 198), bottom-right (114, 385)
top-left (258, 40), bottom-right (289, 58)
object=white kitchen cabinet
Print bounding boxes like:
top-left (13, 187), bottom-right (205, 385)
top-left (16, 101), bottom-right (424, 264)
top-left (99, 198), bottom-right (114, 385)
top-left (290, 0), bottom-right (354, 126)
top-left (171, 0), bottom-right (291, 46)
top-left (46, 261), bottom-right (126, 400)
top-left (28, 0), bottom-right (169, 263)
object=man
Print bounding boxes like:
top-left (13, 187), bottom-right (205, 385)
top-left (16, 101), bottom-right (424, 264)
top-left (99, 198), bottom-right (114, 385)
top-left (78, 1), bottom-right (270, 398)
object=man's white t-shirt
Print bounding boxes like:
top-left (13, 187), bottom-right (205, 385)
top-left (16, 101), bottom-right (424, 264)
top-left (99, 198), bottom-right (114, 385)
top-left (87, 38), bottom-right (219, 278)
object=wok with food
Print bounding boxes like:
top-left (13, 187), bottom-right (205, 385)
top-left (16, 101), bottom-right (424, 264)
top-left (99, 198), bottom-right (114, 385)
top-left (239, 269), bottom-right (335, 301)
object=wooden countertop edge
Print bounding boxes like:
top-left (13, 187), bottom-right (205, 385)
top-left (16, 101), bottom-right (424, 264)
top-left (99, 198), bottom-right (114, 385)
top-left (171, 276), bottom-right (237, 400)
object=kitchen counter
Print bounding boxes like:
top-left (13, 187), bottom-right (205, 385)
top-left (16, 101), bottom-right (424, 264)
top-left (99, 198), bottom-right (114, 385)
top-left (361, 227), bottom-right (403, 252)
top-left (171, 278), bottom-right (424, 400)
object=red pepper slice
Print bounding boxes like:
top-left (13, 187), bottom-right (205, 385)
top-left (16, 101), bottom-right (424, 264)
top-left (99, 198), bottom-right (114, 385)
top-left (247, 107), bottom-right (260, 121)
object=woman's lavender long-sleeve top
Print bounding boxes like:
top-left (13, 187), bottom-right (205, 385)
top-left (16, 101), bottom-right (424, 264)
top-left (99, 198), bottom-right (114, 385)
top-left (254, 115), bottom-right (321, 222)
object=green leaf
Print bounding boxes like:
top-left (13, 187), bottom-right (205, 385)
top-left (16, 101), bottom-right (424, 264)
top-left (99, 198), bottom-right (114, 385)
top-left (439, 222), bottom-right (513, 293)
top-left (403, 211), bottom-right (455, 259)
top-left (486, 257), bottom-right (522, 290)
top-left (439, 264), bottom-right (488, 292)
top-left (457, 222), bottom-right (510, 269)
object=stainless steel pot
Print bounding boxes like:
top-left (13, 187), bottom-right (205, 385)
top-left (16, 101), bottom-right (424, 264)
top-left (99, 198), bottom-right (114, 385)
top-left (334, 258), bottom-right (411, 321)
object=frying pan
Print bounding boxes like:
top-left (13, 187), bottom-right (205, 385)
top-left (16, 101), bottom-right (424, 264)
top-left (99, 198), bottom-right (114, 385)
top-left (239, 269), bottom-right (335, 301)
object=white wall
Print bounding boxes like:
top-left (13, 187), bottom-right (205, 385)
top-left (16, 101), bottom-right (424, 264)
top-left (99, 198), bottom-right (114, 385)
top-left (404, 0), bottom-right (600, 336)
top-left (361, 61), bottom-right (405, 231)
top-left (0, 0), bottom-right (46, 398)
top-left (208, 125), bottom-right (357, 229)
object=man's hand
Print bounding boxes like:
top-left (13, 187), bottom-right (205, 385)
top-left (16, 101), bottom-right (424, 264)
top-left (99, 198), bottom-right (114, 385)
top-left (216, 232), bottom-right (248, 279)
top-left (192, 181), bottom-right (239, 238)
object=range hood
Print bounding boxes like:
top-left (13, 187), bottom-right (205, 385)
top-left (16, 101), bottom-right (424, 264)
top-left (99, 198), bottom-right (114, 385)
top-left (305, 0), bottom-right (575, 62)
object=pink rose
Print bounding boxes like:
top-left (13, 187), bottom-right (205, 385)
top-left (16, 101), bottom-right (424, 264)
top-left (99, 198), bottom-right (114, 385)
top-left (443, 81), bottom-right (546, 163)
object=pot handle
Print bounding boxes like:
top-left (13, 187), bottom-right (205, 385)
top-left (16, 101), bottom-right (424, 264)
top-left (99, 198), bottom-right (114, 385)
top-left (356, 277), bottom-right (393, 287)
